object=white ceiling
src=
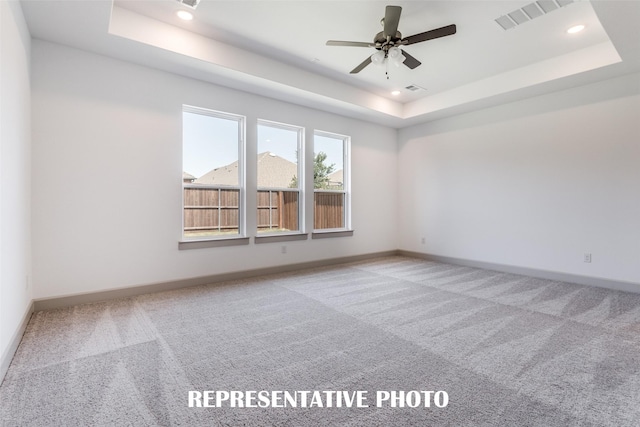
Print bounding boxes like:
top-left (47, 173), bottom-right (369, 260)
top-left (20, 0), bottom-right (640, 128)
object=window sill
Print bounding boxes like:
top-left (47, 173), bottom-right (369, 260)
top-left (179, 237), bottom-right (250, 250)
top-left (312, 230), bottom-right (354, 239)
top-left (255, 233), bottom-right (308, 244)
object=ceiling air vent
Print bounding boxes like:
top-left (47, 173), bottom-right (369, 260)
top-left (508, 9), bottom-right (530, 25)
top-left (495, 0), bottom-right (574, 31)
top-left (176, 0), bottom-right (200, 9)
top-left (405, 84), bottom-right (425, 92)
top-left (537, 0), bottom-right (559, 13)
top-left (522, 3), bottom-right (544, 19)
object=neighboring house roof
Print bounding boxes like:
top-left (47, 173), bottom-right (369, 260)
top-left (194, 162), bottom-right (239, 186)
top-left (194, 152), bottom-right (297, 188)
top-left (256, 152), bottom-right (298, 188)
top-left (183, 171), bottom-right (196, 182)
top-left (328, 169), bottom-right (343, 186)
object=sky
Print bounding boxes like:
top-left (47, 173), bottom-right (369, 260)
top-left (183, 111), bottom-right (239, 178)
top-left (257, 124), bottom-right (299, 164)
top-left (183, 111), bottom-right (345, 179)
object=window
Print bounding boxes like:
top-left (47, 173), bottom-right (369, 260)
top-left (313, 131), bottom-right (350, 231)
top-left (182, 106), bottom-right (244, 240)
top-left (256, 120), bottom-right (303, 234)
top-left (181, 106), bottom-right (349, 247)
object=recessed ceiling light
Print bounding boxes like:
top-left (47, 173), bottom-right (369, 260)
top-left (567, 24), bottom-right (585, 34)
top-left (177, 10), bottom-right (194, 21)
top-left (391, 90), bottom-right (401, 96)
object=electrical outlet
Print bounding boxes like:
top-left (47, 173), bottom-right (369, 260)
top-left (584, 253), bottom-right (592, 263)
top-left (421, 237), bottom-right (426, 245)
top-left (281, 245), bottom-right (287, 254)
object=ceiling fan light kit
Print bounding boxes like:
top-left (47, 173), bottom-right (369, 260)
top-left (387, 46), bottom-right (404, 68)
top-left (371, 50), bottom-right (386, 66)
top-left (326, 5), bottom-right (456, 77)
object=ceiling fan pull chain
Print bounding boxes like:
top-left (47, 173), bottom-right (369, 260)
top-left (386, 57), bottom-right (390, 79)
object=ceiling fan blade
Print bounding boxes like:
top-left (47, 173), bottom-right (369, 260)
top-left (401, 24), bottom-right (456, 45)
top-left (383, 5), bottom-right (402, 39)
top-left (401, 50), bottom-right (422, 69)
top-left (350, 56), bottom-right (372, 74)
top-left (326, 40), bottom-right (376, 48)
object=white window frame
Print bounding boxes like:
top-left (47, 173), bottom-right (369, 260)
top-left (312, 130), bottom-right (351, 234)
top-left (256, 119), bottom-right (305, 236)
top-left (179, 105), bottom-right (247, 249)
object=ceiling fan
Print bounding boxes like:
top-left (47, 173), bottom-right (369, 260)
top-left (326, 5), bottom-right (456, 75)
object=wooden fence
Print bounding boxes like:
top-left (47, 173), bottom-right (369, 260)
top-left (257, 190), bottom-right (298, 232)
top-left (186, 187), bottom-right (337, 236)
top-left (314, 192), bottom-right (345, 230)
top-left (183, 187), bottom-right (240, 237)
top-left (184, 187), bottom-right (344, 236)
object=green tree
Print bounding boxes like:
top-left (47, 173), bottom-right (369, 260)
top-left (289, 151), bottom-right (335, 189)
top-left (313, 151), bottom-right (336, 189)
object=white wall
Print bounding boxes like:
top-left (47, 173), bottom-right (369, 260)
top-left (30, 33), bottom-right (639, 303)
top-left (0, 0), bottom-right (32, 366)
top-left (398, 73), bottom-right (640, 285)
top-left (31, 40), bottom-right (398, 300)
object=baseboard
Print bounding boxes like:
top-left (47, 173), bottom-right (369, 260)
top-left (399, 250), bottom-right (640, 294)
top-left (33, 248), bottom-right (639, 314)
top-left (1, 301), bottom-right (34, 386)
top-left (33, 250), bottom-right (399, 311)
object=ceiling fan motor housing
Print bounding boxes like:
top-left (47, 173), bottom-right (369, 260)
top-left (374, 31), bottom-right (403, 50)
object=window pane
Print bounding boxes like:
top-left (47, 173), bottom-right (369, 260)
top-left (257, 124), bottom-right (299, 189)
top-left (257, 190), bottom-right (299, 232)
top-left (183, 109), bottom-right (242, 238)
top-left (183, 188), bottom-right (240, 237)
top-left (314, 192), bottom-right (345, 229)
top-left (257, 121), bottom-right (301, 234)
top-left (313, 134), bottom-right (344, 190)
top-left (183, 111), bottom-right (240, 187)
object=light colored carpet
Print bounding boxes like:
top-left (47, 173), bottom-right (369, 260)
top-left (2, 256), bottom-right (640, 426)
